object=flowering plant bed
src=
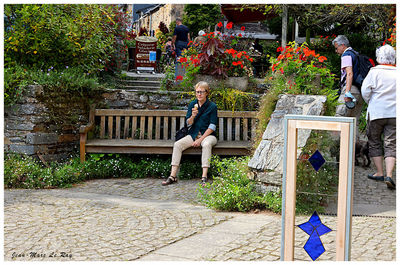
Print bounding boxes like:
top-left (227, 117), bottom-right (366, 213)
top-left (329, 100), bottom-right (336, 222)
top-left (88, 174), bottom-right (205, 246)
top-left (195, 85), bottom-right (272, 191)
top-left (178, 22), bottom-right (254, 79)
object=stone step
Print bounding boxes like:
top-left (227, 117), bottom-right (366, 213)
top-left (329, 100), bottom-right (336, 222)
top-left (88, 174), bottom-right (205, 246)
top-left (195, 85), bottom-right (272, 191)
top-left (120, 80), bottom-right (161, 87)
top-left (122, 71), bottom-right (165, 82)
top-left (120, 85), bottom-right (161, 91)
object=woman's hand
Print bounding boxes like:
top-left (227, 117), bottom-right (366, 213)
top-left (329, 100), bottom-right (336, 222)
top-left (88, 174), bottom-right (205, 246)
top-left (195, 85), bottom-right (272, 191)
top-left (192, 138), bottom-right (203, 147)
top-left (191, 107), bottom-right (199, 118)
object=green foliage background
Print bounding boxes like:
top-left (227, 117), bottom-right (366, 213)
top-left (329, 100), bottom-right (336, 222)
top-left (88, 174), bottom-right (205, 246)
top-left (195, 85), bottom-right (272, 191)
top-left (4, 4), bottom-right (118, 72)
top-left (183, 4), bottom-right (224, 37)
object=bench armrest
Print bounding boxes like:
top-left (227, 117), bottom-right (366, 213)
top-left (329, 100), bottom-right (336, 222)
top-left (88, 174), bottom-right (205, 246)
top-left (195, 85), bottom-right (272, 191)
top-left (79, 122), bottom-right (95, 134)
top-left (79, 105), bottom-right (96, 135)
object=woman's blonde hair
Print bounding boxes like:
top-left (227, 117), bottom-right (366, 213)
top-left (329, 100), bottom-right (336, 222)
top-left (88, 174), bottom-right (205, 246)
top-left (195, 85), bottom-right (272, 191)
top-left (195, 81), bottom-right (210, 94)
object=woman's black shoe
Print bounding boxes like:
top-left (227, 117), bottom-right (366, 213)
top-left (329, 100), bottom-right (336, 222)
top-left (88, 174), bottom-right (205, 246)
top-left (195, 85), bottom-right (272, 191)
top-left (367, 174), bottom-right (384, 181)
top-left (384, 177), bottom-right (396, 190)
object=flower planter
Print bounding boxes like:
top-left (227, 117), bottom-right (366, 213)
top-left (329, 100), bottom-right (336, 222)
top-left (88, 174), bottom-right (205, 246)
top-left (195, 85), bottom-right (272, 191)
top-left (194, 74), bottom-right (249, 91)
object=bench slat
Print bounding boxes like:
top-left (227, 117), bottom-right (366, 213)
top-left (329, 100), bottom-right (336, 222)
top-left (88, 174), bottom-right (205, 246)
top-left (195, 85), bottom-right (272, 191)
top-left (116, 116), bottom-right (121, 139)
top-left (235, 118), bottom-right (240, 141)
top-left (108, 116), bottom-right (113, 139)
top-left (219, 117), bottom-right (224, 141)
top-left (140, 116), bottom-right (145, 139)
top-left (131, 116), bottom-right (137, 139)
top-left (243, 118), bottom-right (248, 141)
top-left (163, 117), bottom-right (168, 140)
top-left (100, 116), bottom-right (105, 138)
top-left (251, 118), bottom-right (256, 140)
top-left (123, 116), bottom-right (130, 139)
top-left (148, 116), bottom-right (153, 140)
top-left (155, 116), bottom-right (161, 140)
top-left (227, 118), bottom-right (232, 141)
top-left (171, 117), bottom-right (176, 140)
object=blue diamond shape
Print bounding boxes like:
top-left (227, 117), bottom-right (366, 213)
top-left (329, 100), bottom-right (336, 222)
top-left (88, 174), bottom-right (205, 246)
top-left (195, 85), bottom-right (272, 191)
top-left (308, 150), bottom-right (326, 172)
top-left (299, 211), bottom-right (332, 236)
top-left (304, 230), bottom-right (326, 261)
top-left (298, 211), bottom-right (332, 261)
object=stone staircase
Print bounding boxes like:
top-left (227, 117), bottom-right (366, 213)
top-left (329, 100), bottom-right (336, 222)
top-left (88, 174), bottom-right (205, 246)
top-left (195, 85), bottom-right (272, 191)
top-left (119, 72), bottom-right (165, 91)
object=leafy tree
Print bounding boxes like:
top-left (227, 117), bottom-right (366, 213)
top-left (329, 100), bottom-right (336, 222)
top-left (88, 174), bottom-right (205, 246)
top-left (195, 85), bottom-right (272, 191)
top-left (288, 4), bottom-right (395, 39)
top-left (183, 4), bottom-right (224, 37)
top-left (4, 4), bottom-right (129, 74)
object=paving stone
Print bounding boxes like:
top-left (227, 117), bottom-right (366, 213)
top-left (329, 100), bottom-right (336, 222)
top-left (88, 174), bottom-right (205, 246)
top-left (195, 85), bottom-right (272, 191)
top-left (4, 178), bottom-right (396, 261)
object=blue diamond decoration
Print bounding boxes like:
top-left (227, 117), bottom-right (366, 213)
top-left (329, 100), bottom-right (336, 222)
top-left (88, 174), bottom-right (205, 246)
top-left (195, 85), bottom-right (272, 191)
top-left (298, 211), bottom-right (332, 261)
top-left (308, 150), bottom-right (326, 172)
top-left (304, 230), bottom-right (326, 261)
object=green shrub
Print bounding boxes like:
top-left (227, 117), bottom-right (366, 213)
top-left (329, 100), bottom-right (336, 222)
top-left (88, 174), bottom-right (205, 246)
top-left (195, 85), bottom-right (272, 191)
top-left (4, 154), bottom-right (204, 189)
top-left (4, 154), bottom-right (84, 188)
top-left (4, 64), bottom-right (31, 105)
top-left (4, 4), bottom-right (118, 73)
top-left (198, 156), bottom-right (271, 212)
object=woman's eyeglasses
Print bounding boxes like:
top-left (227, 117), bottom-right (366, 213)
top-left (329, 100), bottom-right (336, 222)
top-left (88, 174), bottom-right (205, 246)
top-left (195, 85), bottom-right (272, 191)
top-left (196, 90), bottom-right (207, 95)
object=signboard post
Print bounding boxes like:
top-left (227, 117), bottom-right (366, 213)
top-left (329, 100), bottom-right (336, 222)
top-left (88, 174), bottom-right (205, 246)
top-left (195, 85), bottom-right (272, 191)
top-left (135, 36), bottom-right (157, 72)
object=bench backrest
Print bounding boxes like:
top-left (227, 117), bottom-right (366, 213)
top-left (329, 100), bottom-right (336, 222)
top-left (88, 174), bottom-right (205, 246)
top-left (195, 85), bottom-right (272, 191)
top-left (91, 109), bottom-right (257, 141)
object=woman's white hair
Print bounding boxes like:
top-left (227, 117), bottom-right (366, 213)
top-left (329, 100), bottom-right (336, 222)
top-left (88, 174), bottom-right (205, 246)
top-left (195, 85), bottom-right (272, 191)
top-left (376, 45), bottom-right (396, 65)
top-left (198, 30), bottom-right (205, 36)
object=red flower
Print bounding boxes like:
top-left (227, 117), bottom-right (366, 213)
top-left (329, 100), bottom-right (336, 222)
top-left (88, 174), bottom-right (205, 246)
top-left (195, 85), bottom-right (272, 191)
top-left (217, 22), bottom-right (223, 28)
top-left (318, 56), bottom-right (327, 62)
top-left (279, 67), bottom-right (284, 74)
top-left (175, 75), bottom-right (183, 81)
top-left (238, 33), bottom-right (242, 37)
top-left (226, 22), bottom-right (233, 29)
top-left (277, 46), bottom-right (284, 53)
top-left (179, 57), bottom-right (187, 63)
top-left (241, 26), bottom-right (245, 31)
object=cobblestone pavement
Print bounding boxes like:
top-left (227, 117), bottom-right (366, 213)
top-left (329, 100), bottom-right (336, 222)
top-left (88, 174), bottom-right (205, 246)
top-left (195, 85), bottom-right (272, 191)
top-left (4, 177), bottom-right (396, 261)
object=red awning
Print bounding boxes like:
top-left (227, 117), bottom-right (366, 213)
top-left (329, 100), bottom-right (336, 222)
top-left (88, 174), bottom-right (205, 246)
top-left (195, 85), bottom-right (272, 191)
top-left (221, 4), bottom-right (277, 24)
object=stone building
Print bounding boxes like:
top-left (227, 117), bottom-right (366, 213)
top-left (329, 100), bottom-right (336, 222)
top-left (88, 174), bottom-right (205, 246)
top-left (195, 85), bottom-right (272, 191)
top-left (132, 4), bottom-right (185, 34)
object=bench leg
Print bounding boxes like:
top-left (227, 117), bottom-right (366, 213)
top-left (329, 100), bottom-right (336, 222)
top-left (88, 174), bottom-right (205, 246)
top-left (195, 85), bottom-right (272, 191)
top-left (80, 134), bottom-right (86, 163)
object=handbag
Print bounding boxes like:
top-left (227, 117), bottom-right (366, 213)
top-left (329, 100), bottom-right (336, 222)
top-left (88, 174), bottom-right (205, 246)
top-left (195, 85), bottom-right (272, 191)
top-left (175, 100), bottom-right (209, 141)
top-left (175, 123), bottom-right (191, 141)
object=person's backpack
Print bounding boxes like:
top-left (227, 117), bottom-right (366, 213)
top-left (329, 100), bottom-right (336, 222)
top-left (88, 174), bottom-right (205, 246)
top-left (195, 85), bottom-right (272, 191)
top-left (347, 49), bottom-right (375, 88)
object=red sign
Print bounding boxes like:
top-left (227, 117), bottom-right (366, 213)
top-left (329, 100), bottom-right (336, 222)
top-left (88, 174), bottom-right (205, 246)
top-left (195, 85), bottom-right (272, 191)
top-left (135, 36), bottom-right (157, 71)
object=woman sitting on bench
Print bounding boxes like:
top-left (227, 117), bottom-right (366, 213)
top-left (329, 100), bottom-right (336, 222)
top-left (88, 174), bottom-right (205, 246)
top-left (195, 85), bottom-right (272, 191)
top-left (162, 81), bottom-right (218, 186)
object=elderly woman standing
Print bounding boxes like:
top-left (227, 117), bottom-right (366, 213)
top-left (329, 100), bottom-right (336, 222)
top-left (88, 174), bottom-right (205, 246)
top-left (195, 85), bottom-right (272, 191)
top-left (361, 45), bottom-right (396, 190)
top-left (162, 81), bottom-right (218, 186)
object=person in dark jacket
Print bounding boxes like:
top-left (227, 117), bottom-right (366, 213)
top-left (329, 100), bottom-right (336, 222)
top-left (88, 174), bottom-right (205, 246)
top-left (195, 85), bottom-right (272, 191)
top-left (172, 18), bottom-right (191, 58)
top-left (162, 81), bottom-right (218, 186)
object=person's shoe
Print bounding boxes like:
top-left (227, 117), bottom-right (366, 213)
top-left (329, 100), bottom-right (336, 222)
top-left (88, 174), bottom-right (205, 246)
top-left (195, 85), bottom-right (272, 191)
top-left (201, 177), bottom-right (207, 187)
top-left (367, 174), bottom-right (384, 181)
top-left (162, 176), bottom-right (177, 186)
top-left (384, 177), bottom-right (396, 190)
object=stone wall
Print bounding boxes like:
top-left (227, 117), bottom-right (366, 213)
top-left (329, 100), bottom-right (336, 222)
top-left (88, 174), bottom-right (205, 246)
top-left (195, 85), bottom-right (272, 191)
top-left (102, 89), bottom-right (193, 110)
top-left (248, 94), bottom-right (327, 193)
top-left (4, 86), bottom-right (194, 161)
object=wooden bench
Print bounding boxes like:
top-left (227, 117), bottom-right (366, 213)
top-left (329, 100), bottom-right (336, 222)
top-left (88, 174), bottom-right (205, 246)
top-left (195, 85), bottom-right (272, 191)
top-left (80, 109), bottom-right (258, 162)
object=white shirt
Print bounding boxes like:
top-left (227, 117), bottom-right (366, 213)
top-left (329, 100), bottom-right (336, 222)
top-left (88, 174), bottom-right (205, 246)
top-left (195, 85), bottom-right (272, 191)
top-left (361, 65), bottom-right (397, 121)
